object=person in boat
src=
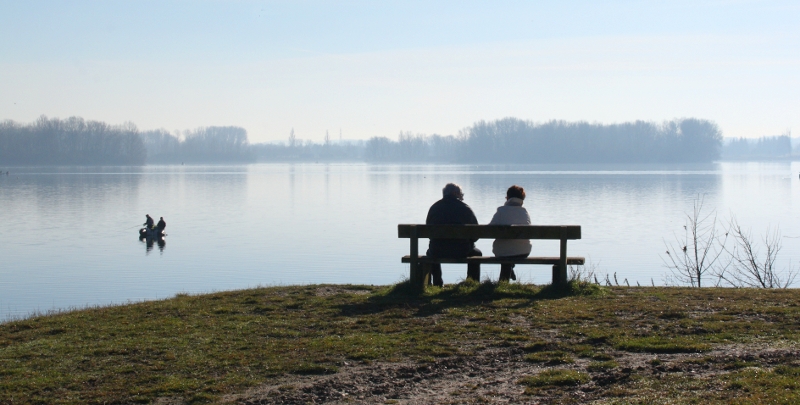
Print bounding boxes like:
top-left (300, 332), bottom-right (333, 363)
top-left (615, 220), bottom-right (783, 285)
top-left (425, 183), bottom-right (482, 287)
top-left (489, 185), bottom-right (532, 282)
top-left (156, 217), bottom-right (166, 231)
top-left (144, 214), bottom-right (154, 229)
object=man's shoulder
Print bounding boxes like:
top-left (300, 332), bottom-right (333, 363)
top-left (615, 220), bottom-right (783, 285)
top-left (429, 197), bottom-right (447, 207)
top-left (454, 198), bottom-right (475, 213)
top-left (427, 196), bottom-right (477, 223)
top-left (427, 198), bottom-right (447, 213)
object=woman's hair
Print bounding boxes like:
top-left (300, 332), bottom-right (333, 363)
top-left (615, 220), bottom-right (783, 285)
top-left (506, 185), bottom-right (525, 200)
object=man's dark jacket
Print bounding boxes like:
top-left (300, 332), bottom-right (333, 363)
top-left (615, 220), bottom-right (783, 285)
top-left (425, 195), bottom-right (479, 258)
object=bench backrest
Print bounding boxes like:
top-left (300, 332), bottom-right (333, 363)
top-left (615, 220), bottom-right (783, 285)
top-left (397, 224), bottom-right (581, 240)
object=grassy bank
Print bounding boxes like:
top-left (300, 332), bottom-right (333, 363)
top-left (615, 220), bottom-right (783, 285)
top-left (1, 281), bottom-right (799, 404)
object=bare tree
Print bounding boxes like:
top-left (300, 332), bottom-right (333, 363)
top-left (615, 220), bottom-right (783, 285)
top-left (662, 196), bottom-right (729, 287)
top-left (723, 217), bottom-right (797, 288)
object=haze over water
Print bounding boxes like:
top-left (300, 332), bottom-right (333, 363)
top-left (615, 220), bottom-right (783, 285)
top-left (2, 162), bottom-right (799, 321)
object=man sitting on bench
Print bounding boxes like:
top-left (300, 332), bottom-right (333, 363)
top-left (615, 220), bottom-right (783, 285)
top-left (425, 183), bottom-right (482, 286)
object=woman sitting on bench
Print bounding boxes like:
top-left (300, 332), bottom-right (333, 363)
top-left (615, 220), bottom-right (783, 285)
top-left (489, 185), bottom-right (532, 282)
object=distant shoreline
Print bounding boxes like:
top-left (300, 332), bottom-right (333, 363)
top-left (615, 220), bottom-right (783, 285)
top-left (3, 158), bottom-right (800, 168)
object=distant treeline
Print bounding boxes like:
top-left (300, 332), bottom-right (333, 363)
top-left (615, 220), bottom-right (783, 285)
top-left (6, 115), bottom-right (791, 166)
top-left (0, 116), bottom-right (257, 165)
top-left (249, 129), bottom-right (365, 161)
top-left (0, 116), bottom-right (146, 165)
top-left (142, 127), bottom-right (254, 163)
top-left (365, 118), bottom-right (723, 163)
top-left (722, 135), bottom-right (792, 160)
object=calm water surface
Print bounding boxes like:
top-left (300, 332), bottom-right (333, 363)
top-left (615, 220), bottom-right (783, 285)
top-left (2, 162), bottom-right (799, 320)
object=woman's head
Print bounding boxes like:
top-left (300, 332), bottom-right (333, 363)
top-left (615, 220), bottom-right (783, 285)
top-left (506, 185), bottom-right (525, 200)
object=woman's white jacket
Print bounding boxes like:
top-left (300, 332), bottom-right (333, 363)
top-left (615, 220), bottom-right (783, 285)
top-left (488, 197), bottom-right (532, 257)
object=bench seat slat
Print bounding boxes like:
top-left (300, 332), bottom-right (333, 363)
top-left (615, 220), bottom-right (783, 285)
top-left (398, 224), bottom-right (581, 240)
top-left (401, 255), bottom-right (585, 265)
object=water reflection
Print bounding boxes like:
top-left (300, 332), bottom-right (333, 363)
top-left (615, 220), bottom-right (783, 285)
top-left (0, 167), bottom-right (144, 240)
top-left (140, 235), bottom-right (166, 254)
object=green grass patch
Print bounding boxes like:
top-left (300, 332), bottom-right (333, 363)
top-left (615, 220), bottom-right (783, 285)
top-left (588, 352), bottom-right (615, 361)
top-left (519, 369), bottom-right (590, 391)
top-left (294, 363), bottom-right (338, 375)
top-left (587, 360), bottom-right (619, 371)
top-left (522, 340), bottom-right (559, 352)
top-left (721, 366), bottom-right (800, 403)
top-left (682, 355), bottom-right (715, 365)
top-left (719, 359), bottom-right (760, 370)
top-left (614, 336), bottom-right (711, 353)
top-left (523, 350), bottom-right (574, 365)
top-left (657, 310), bottom-right (688, 320)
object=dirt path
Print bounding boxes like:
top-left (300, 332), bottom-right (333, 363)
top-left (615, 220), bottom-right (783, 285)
top-left (226, 344), bottom-right (800, 404)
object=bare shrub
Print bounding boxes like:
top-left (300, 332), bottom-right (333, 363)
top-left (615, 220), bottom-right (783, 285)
top-left (722, 217), bottom-right (797, 288)
top-left (662, 196), bottom-right (729, 287)
top-left (568, 260), bottom-right (599, 284)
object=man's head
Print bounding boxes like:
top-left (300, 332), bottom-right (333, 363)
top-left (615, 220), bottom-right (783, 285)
top-left (442, 183), bottom-right (464, 200)
top-left (506, 185), bottom-right (525, 200)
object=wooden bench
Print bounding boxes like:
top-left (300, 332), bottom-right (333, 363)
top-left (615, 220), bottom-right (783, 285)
top-left (398, 224), bottom-right (584, 292)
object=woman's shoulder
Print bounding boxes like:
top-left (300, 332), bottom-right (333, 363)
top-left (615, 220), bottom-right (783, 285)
top-left (501, 204), bottom-right (527, 211)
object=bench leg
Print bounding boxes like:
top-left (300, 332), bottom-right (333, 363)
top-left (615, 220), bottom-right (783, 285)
top-left (555, 229), bottom-right (569, 286)
top-left (467, 262), bottom-right (480, 282)
top-left (410, 261), bottom-right (428, 293)
top-left (552, 264), bottom-right (568, 286)
top-left (408, 262), bottom-right (425, 293)
top-left (408, 228), bottom-right (425, 293)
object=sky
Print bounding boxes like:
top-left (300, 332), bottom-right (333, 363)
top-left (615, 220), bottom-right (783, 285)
top-left (1, 0), bottom-right (798, 143)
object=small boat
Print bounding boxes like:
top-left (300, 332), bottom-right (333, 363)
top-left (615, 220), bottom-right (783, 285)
top-left (139, 227), bottom-right (166, 239)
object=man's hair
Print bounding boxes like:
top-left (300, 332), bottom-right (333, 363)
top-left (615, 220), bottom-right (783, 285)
top-left (506, 185), bottom-right (525, 200)
top-left (442, 183), bottom-right (463, 198)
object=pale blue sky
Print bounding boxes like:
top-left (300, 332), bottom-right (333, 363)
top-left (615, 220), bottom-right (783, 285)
top-left (1, 1), bottom-right (798, 142)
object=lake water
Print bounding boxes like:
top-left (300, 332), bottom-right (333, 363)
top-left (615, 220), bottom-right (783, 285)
top-left (2, 162), bottom-right (799, 321)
